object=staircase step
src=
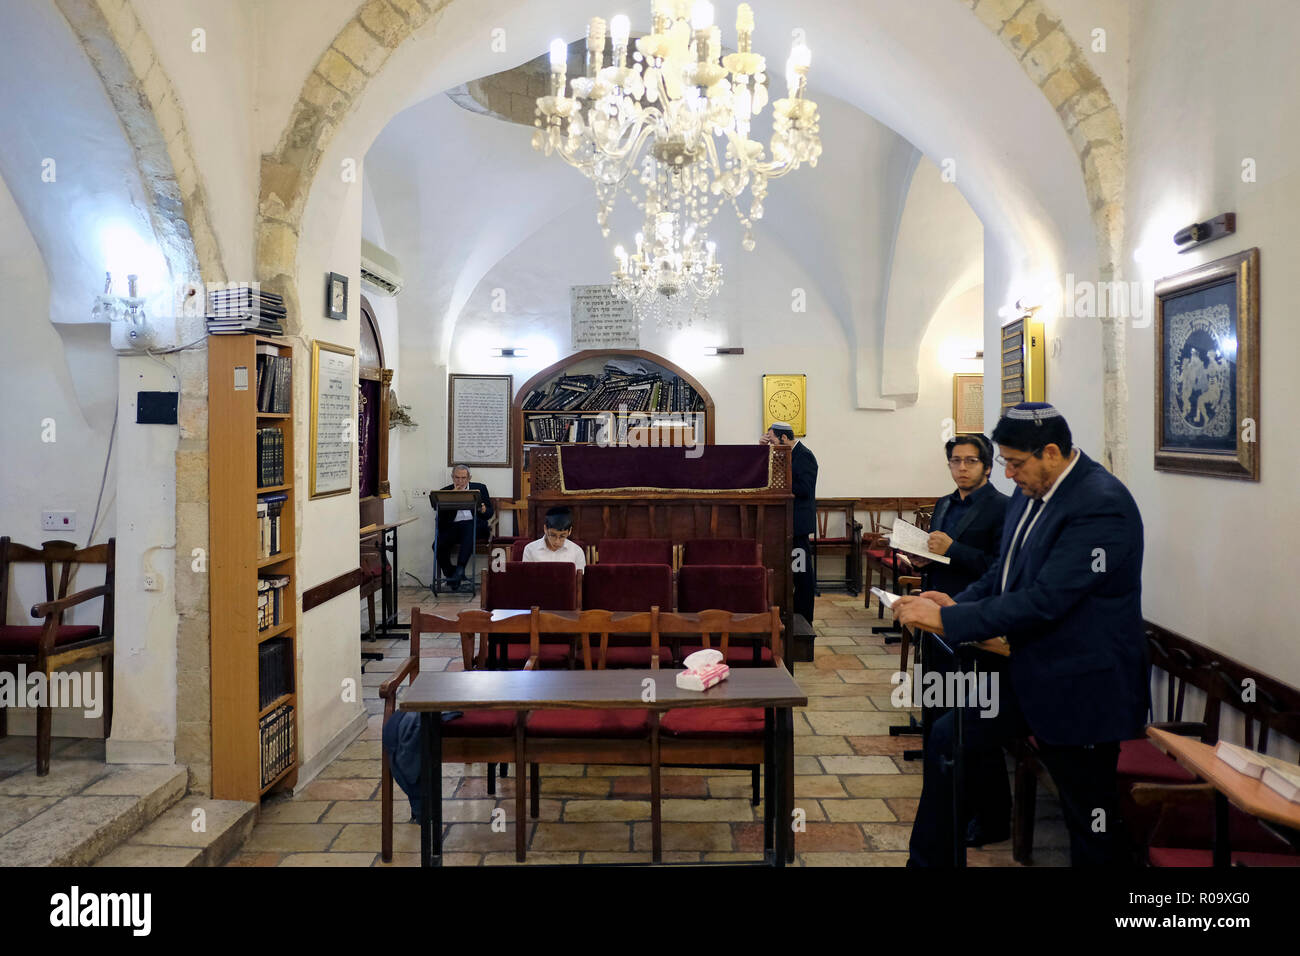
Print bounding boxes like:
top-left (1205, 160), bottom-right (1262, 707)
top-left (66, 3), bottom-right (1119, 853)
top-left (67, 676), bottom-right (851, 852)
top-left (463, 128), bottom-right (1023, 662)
top-left (0, 762), bottom-right (187, 866)
top-left (95, 797), bottom-right (258, 867)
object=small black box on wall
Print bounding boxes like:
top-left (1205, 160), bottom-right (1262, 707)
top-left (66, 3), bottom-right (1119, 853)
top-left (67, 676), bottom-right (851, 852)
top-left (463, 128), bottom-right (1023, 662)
top-left (137, 391), bottom-right (179, 425)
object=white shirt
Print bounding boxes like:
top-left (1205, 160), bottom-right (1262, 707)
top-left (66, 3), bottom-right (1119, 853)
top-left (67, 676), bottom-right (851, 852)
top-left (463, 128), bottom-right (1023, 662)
top-left (999, 448), bottom-right (1081, 592)
top-left (521, 537), bottom-right (586, 571)
top-left (454, 509), bottom-right (473, 522)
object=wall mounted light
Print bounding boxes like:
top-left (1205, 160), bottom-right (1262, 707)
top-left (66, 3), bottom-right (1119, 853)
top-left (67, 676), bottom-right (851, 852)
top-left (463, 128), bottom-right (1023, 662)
top-left (491, 347), bottom-right (528, 358)
top-left (702, 346), bottom-right (744, 355)
top-left (1174, 213), bottom-right (1235, 253)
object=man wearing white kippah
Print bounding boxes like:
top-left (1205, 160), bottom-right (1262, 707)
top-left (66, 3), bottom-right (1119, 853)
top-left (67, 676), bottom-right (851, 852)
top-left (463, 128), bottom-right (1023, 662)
top-left (896, 402), bottom-right (1147, 867)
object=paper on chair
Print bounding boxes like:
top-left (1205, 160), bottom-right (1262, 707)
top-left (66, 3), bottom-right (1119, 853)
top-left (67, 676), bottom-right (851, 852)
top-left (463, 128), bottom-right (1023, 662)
top-left (889, 518), bottom-right (951, 564)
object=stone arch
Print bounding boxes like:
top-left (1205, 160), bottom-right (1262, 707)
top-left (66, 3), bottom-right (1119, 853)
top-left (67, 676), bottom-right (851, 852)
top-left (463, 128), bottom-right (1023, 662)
top-left (258, 0), bottom-right (1130, 468)
top-left (961, 0), bottom-right (1128, 475)
top-left (55, 0), bottom-right (227, 790)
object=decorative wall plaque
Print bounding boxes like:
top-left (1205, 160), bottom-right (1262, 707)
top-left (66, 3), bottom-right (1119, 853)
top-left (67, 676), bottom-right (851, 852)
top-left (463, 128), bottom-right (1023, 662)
top-left (449, 373), bottom-right (512, 467)
top-left (571, 285), bottom-right (639, 349)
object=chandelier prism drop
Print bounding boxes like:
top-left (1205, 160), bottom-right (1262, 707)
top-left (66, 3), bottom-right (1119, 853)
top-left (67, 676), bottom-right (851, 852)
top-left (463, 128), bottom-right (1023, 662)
top-left (533, 1), bottom-right (822, 306)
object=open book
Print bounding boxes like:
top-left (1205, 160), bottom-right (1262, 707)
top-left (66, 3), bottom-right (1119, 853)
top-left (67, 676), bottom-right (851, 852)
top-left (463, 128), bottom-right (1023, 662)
top-left (888, 518), bottom-right (951, 564)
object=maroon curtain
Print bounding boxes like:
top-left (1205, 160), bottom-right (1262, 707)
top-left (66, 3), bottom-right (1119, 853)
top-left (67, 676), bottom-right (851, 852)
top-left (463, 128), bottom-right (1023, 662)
top-left (557, 445), bottom-right (772, 492)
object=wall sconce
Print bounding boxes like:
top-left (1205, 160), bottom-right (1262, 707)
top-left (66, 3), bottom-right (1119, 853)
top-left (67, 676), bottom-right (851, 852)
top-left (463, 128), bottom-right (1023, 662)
top-left (702, 346), bottom-right (744, 355)
top-left (958, 350), bottom-right (984, 360)
top-left (491, 347), bottom-right (528, 358)
top-left (1174, 213), bottom-right (1235, 253)
top-left (95, 272), bottom-right (154, 349)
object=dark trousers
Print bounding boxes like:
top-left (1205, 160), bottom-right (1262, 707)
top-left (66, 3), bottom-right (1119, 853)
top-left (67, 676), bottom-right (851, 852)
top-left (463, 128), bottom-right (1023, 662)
top-left (923, 642), bottom-right (1011, 839)
top-left (910, 696), bottom-right (1127, 866)
top-left (435, 520), bottom-right (476, 579)
top-left (793, 535), bottom-right (815, 623)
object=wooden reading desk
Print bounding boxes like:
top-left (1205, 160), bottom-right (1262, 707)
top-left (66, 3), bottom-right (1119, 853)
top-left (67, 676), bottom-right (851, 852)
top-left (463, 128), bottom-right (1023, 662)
top-left (1147, 726), bottom-right (1300, 867)
top-left (359, 515), bottom-right (418, 639)
top-left (399, 662), bottom-right (807, 867)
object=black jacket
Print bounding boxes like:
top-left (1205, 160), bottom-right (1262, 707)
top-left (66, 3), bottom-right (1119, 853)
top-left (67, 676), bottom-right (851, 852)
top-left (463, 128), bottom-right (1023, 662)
top-left (432, 482), bottom-right (494, 539)
top-left (791, 441), bottom-right (818, 538)
top-left (921, 481), bottom-right (1008, 597)
top-left (942, 452), bottom-right (1148, 746)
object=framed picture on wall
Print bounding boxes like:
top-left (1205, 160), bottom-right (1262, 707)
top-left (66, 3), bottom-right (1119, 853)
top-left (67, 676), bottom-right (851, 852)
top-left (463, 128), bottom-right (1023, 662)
top-left (326, 272), bottom-right (348, 320)
top-left (448, 373), bottom-right (512, 468)
top-left (1154, 247), bottom-right (1259, 480)
top-left (952, 373), bottom-right (984, 433)
top-left (762, 374), bottom-right (807, 436)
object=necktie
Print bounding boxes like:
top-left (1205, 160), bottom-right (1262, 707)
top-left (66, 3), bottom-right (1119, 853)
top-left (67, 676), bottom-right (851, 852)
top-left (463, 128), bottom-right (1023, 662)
top-left (1001, 498), bottom-right (1043, 593)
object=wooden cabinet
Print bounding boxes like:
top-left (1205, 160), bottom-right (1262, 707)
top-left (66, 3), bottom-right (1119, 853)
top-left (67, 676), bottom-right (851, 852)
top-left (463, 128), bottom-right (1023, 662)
top-left (208, 334), bottom-right (299, 802)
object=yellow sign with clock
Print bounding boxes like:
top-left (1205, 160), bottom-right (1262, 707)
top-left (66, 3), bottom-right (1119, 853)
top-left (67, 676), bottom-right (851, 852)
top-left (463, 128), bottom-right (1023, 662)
top-left (762, 374), bottom-right (807, 437)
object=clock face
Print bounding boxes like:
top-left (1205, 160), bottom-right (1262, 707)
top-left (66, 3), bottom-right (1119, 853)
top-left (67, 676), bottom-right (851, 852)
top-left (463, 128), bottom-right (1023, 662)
top-left (767, 390), bottom-right (801, 422)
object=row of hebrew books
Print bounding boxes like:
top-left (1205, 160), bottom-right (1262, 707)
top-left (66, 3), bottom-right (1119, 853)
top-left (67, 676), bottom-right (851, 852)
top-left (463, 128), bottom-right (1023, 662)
top-left (256, 344), bottom-right (291, 413)
top-left (257, 574), bottom-right (290, 631)
top-left (520, 364), bottom-right (704, 414)
top-left (257, 428), bottom-right (285, 487)
top-left (259, 703), bottom-right (295, 787)
top-left (257, 637), bottom-right (293, 710)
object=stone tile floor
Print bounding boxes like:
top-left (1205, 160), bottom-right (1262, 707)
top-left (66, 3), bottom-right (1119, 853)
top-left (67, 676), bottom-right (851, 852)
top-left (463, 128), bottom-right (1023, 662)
top-left (225, 588), bottom-right (1071, 867)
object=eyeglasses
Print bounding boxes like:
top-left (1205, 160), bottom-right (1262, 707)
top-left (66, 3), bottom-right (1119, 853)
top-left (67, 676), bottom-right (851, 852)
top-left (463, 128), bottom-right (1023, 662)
top-left (995, 449), bottom-right (1042, 472)
top-left (544, 529), bottom-right (571, 540)
top-left (947, 457), bottom-right (983, 469)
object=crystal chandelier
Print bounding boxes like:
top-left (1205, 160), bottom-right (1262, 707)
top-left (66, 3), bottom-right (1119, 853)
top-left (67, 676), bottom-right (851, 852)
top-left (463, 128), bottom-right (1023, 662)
top-left (533, 1), bottom-right (821, 302)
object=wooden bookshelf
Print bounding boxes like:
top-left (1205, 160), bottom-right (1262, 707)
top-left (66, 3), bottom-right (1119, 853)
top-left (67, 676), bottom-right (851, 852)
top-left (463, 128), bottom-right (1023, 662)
top-left (209, 334), bottom-right (299, 802)
top-left (511, 350), bottom-right (715, 498)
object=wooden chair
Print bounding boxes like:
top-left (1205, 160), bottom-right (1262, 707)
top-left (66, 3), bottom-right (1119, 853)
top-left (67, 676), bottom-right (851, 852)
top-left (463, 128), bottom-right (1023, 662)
top-left (580, 564), bottom-right (675, 667)
top-left (676, 565), bottom-right (773, 665)
top-left (814, 501), bottom-right (861, 595)
top-left (480, 561), bottom-right (581, 669)
top-left (0, 537), bottom-right (115, 775)
top-left (379, 606), bottom-right (532, 863)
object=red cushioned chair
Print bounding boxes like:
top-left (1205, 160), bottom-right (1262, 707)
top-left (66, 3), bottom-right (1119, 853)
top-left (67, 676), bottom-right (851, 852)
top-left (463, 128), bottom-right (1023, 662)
top-left (676, 564), bottom-right (773, 666)
top-left (0, 537), bottom-right (115, 776)
top-left (682, 538), bottom-right (761, 566)
top-left (481, 562), bottom-right (579, 669)
top-left (580, 564), bottom-right (675, 667)
top-left (596, 538), bottom-right (674, 566)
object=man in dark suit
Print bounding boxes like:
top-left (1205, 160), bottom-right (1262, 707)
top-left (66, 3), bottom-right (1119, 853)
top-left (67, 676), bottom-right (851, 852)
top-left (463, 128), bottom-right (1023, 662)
top-left (908, 433), bottom-right (1010, 846)
top-left (431, 464), bottom-right (494, 591)
top-left (763, 422), bottom-right (817, 623)
top-left (897, 403), bottom-right (1147, 866)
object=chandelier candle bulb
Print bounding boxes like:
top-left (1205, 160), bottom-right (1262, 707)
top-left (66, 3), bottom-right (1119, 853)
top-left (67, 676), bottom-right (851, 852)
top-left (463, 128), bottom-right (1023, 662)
top-left (587, 17), bottom-right (606, 75)
top-left (736, 3), bottom-right (754, 51)
top-left (691, 1), bottom-right (713, 30)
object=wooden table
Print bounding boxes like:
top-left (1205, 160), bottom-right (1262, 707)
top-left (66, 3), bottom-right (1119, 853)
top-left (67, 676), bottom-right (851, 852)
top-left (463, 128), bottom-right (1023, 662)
top-left (359, 515), bottom-right (418, 638)
top-left (1147, 726), bottom-right (1300, 867)
top-left (399, 666), bottom-right (807, 867)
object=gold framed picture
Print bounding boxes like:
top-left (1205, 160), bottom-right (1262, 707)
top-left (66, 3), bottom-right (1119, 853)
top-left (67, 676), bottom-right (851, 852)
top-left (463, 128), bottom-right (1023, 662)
top-left (1154, 247), bottom-right (1259, 480)
top-left (309, 341), bottom-right (356, 499)
top-left (762, 374), bottom-right (806, 437)
top-left (953, 373), bottom-right (984, 433)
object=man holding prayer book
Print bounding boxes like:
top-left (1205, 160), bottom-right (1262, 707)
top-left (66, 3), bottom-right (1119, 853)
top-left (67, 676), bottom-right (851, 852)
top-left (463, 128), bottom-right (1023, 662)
top-left (908, 433), bottom-right (1010, 847)
top-left (896, 403), bottom-right (1147, 867)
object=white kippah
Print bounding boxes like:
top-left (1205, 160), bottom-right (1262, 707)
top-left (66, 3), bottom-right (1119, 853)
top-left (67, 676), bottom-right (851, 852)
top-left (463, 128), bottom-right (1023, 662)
top-left (1005, 402), bottom-right (1062, 425)
top-left (769, 421), bottom-right (794, 430)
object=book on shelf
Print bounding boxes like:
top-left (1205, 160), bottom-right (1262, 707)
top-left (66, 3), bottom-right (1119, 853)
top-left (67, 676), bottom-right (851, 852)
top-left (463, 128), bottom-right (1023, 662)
top-left (254, 348), bottom-right (291, 413)
top-left (258, 637), bottom-right (292, 710)
top-left (258, 574), bottom-right (290, 629)
top-left (257, 491), bottom-right (288, 558)
top-left (256, 428), bottom-right (285, 487)
top-left (259, 703), bottom-right (295, 787)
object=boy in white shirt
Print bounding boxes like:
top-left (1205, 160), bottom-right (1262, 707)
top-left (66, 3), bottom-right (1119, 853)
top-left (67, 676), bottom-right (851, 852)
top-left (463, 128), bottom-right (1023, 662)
top-left (522, 507), bottom-right (586, 570)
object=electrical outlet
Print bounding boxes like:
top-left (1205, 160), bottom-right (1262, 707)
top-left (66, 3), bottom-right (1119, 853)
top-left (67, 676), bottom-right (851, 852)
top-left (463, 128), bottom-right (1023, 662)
top-left (142, 573), bottom-right (161, 592)
top-left (41, 511), bottom-right (76, 532)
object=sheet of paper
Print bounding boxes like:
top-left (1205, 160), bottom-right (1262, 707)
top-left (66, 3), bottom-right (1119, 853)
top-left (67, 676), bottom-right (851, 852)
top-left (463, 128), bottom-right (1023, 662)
top-left (870, 587), bottom-right (901, 610)
top-left (889, 518), bottom-right (951, 564)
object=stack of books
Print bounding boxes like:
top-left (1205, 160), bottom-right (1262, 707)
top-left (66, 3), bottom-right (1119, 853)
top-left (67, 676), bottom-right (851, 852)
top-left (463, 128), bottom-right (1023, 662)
top-left (207, 287), bottom-right (286, 335)
top-left (259, 703), bottom-right (295, 787)
top-left (518, 364), bottom-right (704, 414)
top-left (257, 492), bottom-right (288, 559)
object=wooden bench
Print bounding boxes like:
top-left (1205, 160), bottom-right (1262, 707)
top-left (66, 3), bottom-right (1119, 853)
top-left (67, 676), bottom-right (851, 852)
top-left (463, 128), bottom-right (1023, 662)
top-left (380, 605), bottom-right (801, 864)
